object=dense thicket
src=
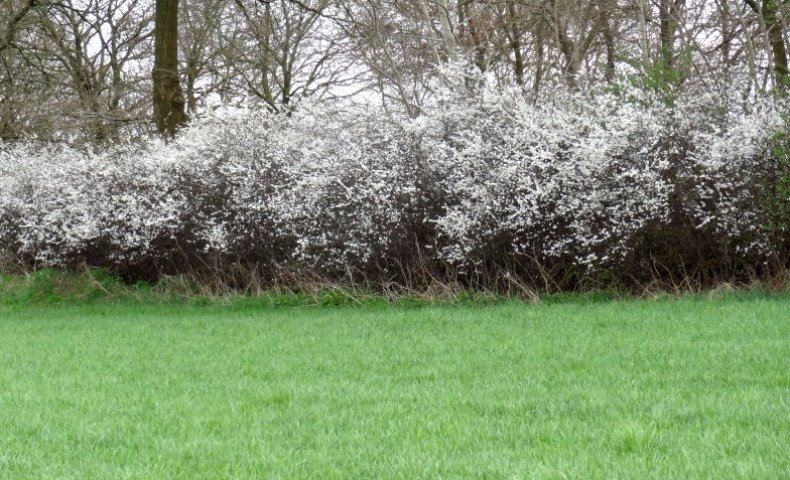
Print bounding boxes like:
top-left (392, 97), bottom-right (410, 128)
top-left (3, 0), bottom-right (790, 291)
top-left (2, 78), bottom-right (788, 291)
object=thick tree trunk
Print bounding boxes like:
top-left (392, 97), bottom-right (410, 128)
top-left (152, 0), bottom-right (187, 136)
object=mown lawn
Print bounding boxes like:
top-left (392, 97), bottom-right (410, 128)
top-left (0, 298), bottom-right (789, 479)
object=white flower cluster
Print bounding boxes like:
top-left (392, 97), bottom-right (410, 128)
top-left (1, 83), bottom-right (786, 285)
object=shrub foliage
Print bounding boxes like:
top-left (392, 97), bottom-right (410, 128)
top-left (1, 82), bottom-right (788, 290)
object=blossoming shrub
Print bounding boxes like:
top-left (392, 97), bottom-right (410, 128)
top-left (1, 85), bottom-right (787, 290)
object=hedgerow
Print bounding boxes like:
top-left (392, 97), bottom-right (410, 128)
top-left (1, 80), bottom-right (788, 291)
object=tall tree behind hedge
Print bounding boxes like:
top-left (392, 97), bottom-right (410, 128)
top-left (153, 0), bottom-right (187, 136)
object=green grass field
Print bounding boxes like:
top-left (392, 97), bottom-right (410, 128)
top-left (1, 297), bottom-right (789, 479)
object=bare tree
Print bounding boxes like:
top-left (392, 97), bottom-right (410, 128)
top-left (0, 0), bottom-right (40, 54)
top-left (215, 0), bottom-right (349, 111)
top-left (179, 0), bottom-right (234, 112)
top-left (1, 0), bottom-right (153, 141)
top-left (2, 0), bottom-right (788, 142)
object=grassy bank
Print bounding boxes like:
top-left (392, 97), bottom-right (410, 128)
top-left (1, 298), bottom-right (789, 478)
top-left (3, 268), bottom-right (789, 309)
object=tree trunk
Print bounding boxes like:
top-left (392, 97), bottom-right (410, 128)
top-left (745, 0), bottom-right (789, 88)
top-left (659, 0), bottom-right (674, 68)
top-left (599, 0), bottom-right (616, 81)
top-left (506, 1), bottom-right (525, 85)
top-left (534, 23), bottom-right (545, 94)
top-left (762, 0), bottom-right (789, 88)
top-left (152, 0), bottom-right (187, 136)
top-left (638, 0), bottom-right (651, 69)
